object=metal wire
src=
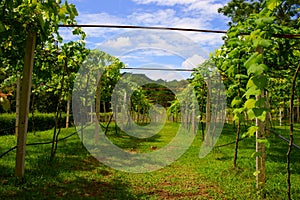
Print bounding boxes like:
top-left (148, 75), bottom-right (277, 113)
top-left (58, 24), bottom-right (300, 39)
top-left (122, 67), bottom-right (194, 72)
top-left (59, 24), bottom-right (227, 34)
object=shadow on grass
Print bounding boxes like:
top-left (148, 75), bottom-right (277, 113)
top-left (11, 175), bottom-right (137, 200)
top-left (267, 134), bottom-right (300, 174)
top-left (0, 136), bottom-right (138, 200)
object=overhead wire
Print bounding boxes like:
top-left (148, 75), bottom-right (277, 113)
top-left (58, 24), bottom-right (300, 39)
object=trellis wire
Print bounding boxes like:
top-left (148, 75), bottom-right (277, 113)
top-left (58, 24), bottom-right (300, 39)
top-left (0, 124), bottom-right (90, 159)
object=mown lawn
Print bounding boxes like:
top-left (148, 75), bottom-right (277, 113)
top-left (0, 122), bottom-right (299, 199)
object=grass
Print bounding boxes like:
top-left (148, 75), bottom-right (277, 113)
top-left (0, 122), bottom-right (300, 199)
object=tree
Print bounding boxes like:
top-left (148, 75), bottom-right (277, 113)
top-left (214, 0), bottom-right (300, 195)
top-left (0, 0), bottom-right (81, 179)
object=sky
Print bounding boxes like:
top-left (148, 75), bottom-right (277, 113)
top-left (61, 0), bottom-right (231, 80)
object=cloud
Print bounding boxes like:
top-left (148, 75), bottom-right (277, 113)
top-left (96, 30), bottom-right (208, 59)
top-left (132, 0), bottom-right (198, 6)
top-left (185, 1), bottom-right (224, 14)
top-left (101, 37), bottom-right (132, 49)
top-left (182, 55), bottom-right (206, 69)
top-left (132, 0), bottom-right (227, 17)
top-left (59, 0), bottom-right (229, 53)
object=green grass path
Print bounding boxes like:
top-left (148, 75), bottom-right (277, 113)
top-left (0, 123), bottom-right (300, 199)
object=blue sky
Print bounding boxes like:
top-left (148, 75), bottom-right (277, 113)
top-left (62, 0), bottom-right (231, 80)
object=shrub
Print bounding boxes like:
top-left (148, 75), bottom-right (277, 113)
top-left (0, 114), bottom-right (15, 135)
top-left (0, 113), bottom-right (73, 136)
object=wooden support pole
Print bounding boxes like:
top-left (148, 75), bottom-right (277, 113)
top-left (256, 91), bottom-right (266, 189)
top-left (15, 32), bottom-right (36, 179)
top-left (66, 94), bottom-right (71, 128)
top-left (15, 74), bottom-right (20, 136)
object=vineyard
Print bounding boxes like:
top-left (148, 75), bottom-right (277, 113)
top-left (0, 0), bottom-right (300, 199)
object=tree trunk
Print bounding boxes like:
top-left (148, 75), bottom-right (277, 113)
top-left (287, 63), bottom-right (300, 200)
top-left (50, 58), bottom-right (67, 160)
top-left (15, 32), bottom-right (36, 179)
top-left (233, 121), bottom-right (241, 168)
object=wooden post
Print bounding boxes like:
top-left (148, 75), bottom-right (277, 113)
top-left (15, 74), bottom-right (20, 136)
top-left (66, 94), bottom-right (71, 128)
top-left (15, 32), bottom-right (36, 179)
top-left (255, 46), bottom-right (266, 189)
top-left (95, 77), bottom-right (101, 143)
top-left (280, 107), bottom-right (283, 126)
top-left (191, 103), bottom-right (196, 134)
top-left (256, 91), bottom-right (266, 189)
top-left (205, 77), bottom-right (211, 144)
top-left (297, 98), bottom-right (300, 123)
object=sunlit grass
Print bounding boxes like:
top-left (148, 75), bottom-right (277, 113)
top-left (0, 122), bottom-right (299, 199)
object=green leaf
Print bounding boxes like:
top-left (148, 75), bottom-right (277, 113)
top-left (246, 78), bottom-right (254, 89)
top-left (247, 126), bottom-right (258, 137)
top-left (233, 107), bottom-right (245, 114)
top-left (247, 63), bottom-right (267, 76)
top-left (244, 53), bottom-right (258, 69)
top-left (255, 97), bottom-right (267, 107)
top-left (247, 109), bottom-right (256, 120)
top-left (235, 74), bottom-right (248, 79)
top-left (252, 108), bottom-right (267, 121)
top-left (245, 54), bottom-right (263, 71)
top-left (266, 0), bottom-right (281, 11)
top-left (0, 21), bottom-right (5, 32)
top-left (257, 138), bottom-right (270, 148)
top-left (252, 75), bottom-right (268, 89)
top-left (259, 39), bottom-right (272, 48)
top-left (244, 99), bottom-right (256, 109)
top-left (243, 86), bottom-right (261, 98)
top-left (251, 152), bottom-right (262, 158)
top-left (253, 170), bottom-right (261, 176)
top-left (233, 114), bottom-right (240, 122)
top-left (231, 98), bottom-right (242, 107)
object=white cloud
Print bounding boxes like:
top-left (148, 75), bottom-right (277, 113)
top-left (132, 0), bottom-right (227, 17)
top-left (101, 37), bottom-right (132, 49)
top-left (60, 0), bottom-right (229, 53)
top-left (184, 1), bottom-right (224, 15)
top-left (97, 30), bottom-right (207, 59)
top-left (182, 55), bottom-right (206, 69)
top-left (132, 0), bottom-right (198, 6)
top-left (76, 12), bottom-right (124, 25)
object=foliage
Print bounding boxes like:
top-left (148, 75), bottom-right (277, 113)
top-left (214, 0), bottom-right (300, 134)
top-left (0, 0), bottom-right (88, 113)
top-left (213, 0), bottom-right (300, 195)
top-left (0, 113), bottom-right (73, 135)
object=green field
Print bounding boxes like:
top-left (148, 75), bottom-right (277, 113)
top-left (0, 122), bottom-right (300, 199)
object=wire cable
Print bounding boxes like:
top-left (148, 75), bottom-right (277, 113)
top-left (58, 24), bottom-right (300, 39)
top-left (0, 124), bottom-right (90, 159)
